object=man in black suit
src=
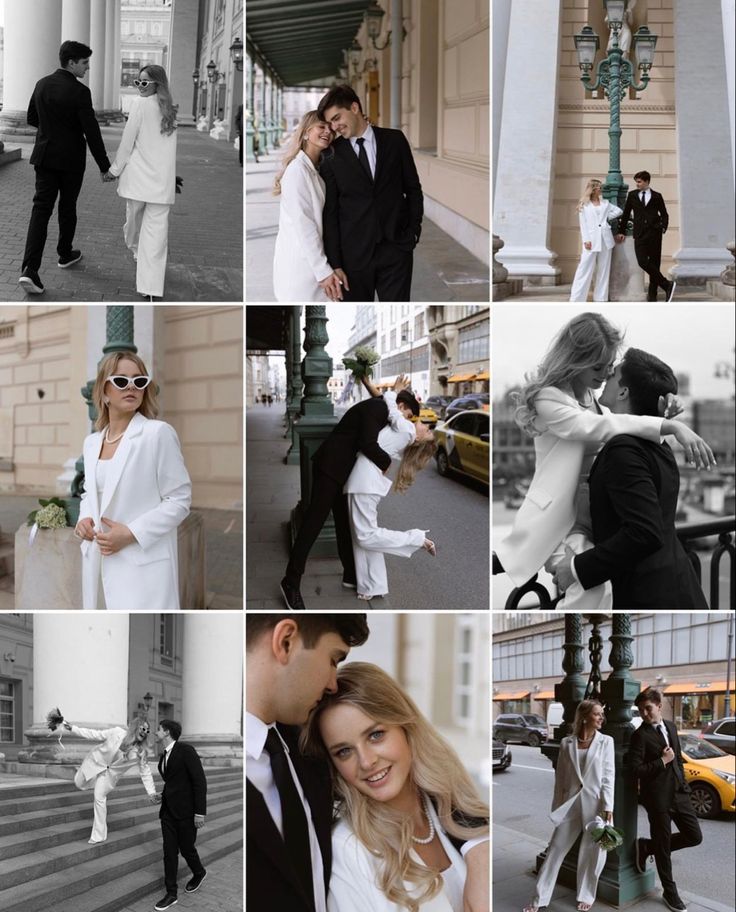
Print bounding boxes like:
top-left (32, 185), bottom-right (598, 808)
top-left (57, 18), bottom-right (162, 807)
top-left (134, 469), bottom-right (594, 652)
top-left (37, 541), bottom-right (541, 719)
top-left (554, 348), bottom-right (710, 608)
top-left (628, 688), bottom-right (702, 912)
top-left (617, 170), bottom-right (676, 302)
top-left (281, 374), bottom-right (418, 610)
top-left (19, 41), bottom-right (113, 295)
top-left (318, 85), bottom-right (423, 302)
top-left (154, 719), bottom-right (208, 912)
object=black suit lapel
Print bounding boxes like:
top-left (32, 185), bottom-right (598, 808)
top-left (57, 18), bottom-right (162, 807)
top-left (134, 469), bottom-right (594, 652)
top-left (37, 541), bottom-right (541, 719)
top-left (336, 136), bottom-right (373, 188)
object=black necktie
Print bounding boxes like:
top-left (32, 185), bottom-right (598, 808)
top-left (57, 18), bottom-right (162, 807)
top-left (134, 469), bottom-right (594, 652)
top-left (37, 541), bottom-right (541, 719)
top-left (265, 728), bottom-right (315, 910)
top-left (356, 137), bottom-right (372, 181)
top-left (640, 191), bottom-right (646, 205)
top-left (162, 748), bottom-right (168, 775)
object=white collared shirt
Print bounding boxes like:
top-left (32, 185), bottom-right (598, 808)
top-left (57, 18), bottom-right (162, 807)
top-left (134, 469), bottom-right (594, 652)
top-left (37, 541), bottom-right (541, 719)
top-left (245, 712), bottom-right (327, 912)
top-left (639, 188), bottom-right (651, 205)
top-left (350, 123), bottom-right (377, 178)
top-left (657, 721), bottom-right (671, 747)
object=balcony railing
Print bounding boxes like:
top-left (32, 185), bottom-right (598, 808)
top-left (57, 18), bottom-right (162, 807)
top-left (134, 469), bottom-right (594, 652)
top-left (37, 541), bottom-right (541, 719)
top-left (504, 515), bottom-right (735, 610)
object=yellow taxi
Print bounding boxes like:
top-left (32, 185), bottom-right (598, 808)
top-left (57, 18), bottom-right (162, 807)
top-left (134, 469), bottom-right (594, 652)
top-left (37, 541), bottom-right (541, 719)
top-left (417, 405), bottom-right (438, 427)
top-left (679, 732), bottom-right (736, 818)
top-left (433, 409), bottom-right (489, 485)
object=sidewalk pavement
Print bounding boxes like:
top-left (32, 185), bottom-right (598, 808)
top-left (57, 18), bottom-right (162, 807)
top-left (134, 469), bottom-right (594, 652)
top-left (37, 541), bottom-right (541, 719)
top-left (0, 127), bottom-right (242, 302)
top-left (245, 150), bottom-right (490, 302)
top-left (493, 824), bottom-right (733, 912)
top-left (494, 284), bottom-right (730, 302)
top-left (0, 493), bottom-right (242, 609)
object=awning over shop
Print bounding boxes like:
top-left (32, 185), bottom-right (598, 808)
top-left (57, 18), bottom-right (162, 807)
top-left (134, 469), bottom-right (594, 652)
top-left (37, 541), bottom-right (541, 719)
top-left (493, 690), bottom-right (530, 701)
top-left (474, 371), bottom-right (490, 381)
top-left (535, 690), bottom-right (555, 700)
top-left (246, 0), bottom-right (373, 86)
top-left (663, 681), bottom-right (730, 695)
top-left (447, 373), bottom-right (476, 383)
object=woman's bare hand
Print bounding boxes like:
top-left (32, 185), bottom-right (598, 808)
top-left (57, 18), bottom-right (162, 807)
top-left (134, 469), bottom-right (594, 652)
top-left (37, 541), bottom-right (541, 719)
top-left (75, 517), bottom-right (96, 541)
top-left (96, 517), bottom-right (136, 555)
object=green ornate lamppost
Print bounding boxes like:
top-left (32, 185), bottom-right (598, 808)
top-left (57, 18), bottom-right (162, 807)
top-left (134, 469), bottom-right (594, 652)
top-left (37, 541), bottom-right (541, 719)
top-left (574, 0), bottom-right (658, 213)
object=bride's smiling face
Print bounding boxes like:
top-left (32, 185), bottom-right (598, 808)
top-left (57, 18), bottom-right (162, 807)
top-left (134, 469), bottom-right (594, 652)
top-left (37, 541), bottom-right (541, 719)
top-left (319, 703), bottom-right (414, 809)
top-left (574, 356), bottom-right (615, 393)
top-left (305, 121), bottom-right (333, 150)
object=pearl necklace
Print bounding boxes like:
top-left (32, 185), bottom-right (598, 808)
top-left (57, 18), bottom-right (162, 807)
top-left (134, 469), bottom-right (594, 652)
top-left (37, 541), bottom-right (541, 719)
top-left (411, 792), bottom-right (436, 845)
top-left (105, 427), bottom-right (126, 444)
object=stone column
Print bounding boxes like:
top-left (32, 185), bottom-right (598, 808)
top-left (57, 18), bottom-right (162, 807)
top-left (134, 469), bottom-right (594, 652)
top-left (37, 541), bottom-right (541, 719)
top-left (20, 614), bottom-right (130, 765)
top-left (493, 0), bottom-right (562, 284)
top-left (722, 0), bottom-right (735, 190)
top-left (103, 0), bottom-right (117, 109)
top-left (62, 0), bottom-right (91, 51)
top-left (181, 615), bottom-right (243, 762)
top-left (89, 0), bottom-right (107, 108)
top-left (260, 70), bottom-right (269, 152)
top-left (0, 0), bottom-right (62, 135)
top-left (492, 234), bottom-right (523, 300)
top-left (168, 0), bottom-right (200, 126)
top-left (285, 306), bottom-right (304, 465)
top-left (112, 0), bottom-right (122, 112)
top-left (672, 0), bottom-right (735, 282)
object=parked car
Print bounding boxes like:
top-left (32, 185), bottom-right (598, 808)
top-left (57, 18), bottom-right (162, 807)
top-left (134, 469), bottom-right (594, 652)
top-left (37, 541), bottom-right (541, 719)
top-left (424, 395), bottom-right (454, 420)
top-left (417, 405), bottom-right (438, 427)
top-left (492, 739), bottom-right (512, 771)
top-left (433, 409), bottom-right (489, 485)
top-left (493, 713), bottom-right (548, 747)
top-left (699, 717), bottom-right (736, 755)
top-left (445, 393), bottom-right (490, 419)
top-left (679, 732), bottom-right (736, 818)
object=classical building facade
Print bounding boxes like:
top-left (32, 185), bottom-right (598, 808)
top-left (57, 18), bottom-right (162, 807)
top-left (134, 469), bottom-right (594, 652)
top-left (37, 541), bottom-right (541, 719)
top-left (426, 305), bottom-right (490, 398)
top-left (120, 0), bottom-right (172, 107)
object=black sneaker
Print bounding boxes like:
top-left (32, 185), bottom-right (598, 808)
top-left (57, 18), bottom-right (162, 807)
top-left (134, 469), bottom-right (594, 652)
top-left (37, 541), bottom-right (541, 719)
top-left (280, 577), bottom-right (306, 610)
top-left (635, 837), bottom-right (651, 874)
top-left (153, 895), bottom-right (178, 911)
top-left (58, 250), bottom-right (82, 268)
top-left (666, 279), bottom-right (677, 302)
top-left (18, 269), bottom-right (45, 294)
top-left (663, 892), bottom-right (687, 912)
top-left (185, 870), bottom-right (207, 893)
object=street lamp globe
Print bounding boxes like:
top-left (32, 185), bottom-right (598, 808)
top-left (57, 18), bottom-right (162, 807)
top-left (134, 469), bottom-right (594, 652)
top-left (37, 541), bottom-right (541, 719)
top-left (192, 68), bottom-right (199, 85)
top-left (230, 37), bottom-right (244, 71)
top-left (206, 59), bottom-right (217, 82)
top-left (574, 25), bottom-right (600, 72)
top-left (632, 25), bottom-right (658, 72)
top-left (365, 0), bottom-right (386, 42)
top-left (347, 38), bottom-right (362, 70)
top-left (603, 0), bottom-right (626, 29)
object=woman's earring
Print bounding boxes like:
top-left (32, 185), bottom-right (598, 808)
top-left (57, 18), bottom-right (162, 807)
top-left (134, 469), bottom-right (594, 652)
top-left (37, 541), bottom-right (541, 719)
top-left (104, 397), bottom-right (110, 405)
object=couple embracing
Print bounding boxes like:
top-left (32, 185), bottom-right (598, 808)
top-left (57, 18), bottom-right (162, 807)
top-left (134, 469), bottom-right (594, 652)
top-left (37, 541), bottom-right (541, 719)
top-left (272, 85), bottom-right (423, 303)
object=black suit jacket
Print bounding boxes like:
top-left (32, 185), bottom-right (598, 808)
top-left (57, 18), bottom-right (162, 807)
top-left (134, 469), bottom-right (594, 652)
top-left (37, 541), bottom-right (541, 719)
top-left (158, 741), bottom-right (207, 820)
top-left (628, 719), bottom-right (690, 812)
top-left (28, 69), bottom-right (111, 173)
top-left (620, 189), bottom-right (669, 242)
top-left (312, 397), bottom-right (392, 485)
top-left (575, 435), bottom-right (707, 609)
top-left (246, 724), bottom-right (332, 912)
top-left (321, 127), bottom-right (423, 272)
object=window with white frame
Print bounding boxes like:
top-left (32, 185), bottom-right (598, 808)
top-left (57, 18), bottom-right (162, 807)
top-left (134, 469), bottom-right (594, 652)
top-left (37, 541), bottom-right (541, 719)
top-left (454, 617), bottom-right (474, 726)
top-left (0, 680), bottom-right (16, 743)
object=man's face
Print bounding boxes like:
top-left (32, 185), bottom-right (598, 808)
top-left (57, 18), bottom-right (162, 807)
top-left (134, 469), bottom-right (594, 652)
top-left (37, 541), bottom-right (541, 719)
top-left (599, 363), bottom-right (627, 412)
top-left (322, 102), bottom-right (364, 139)
top-left (639, 700), bottom-right (663, 725)
top-left (396, 402), bottom-right (413, 421)
top-left (278, 631), bottom-right (349, 725)
top-left (68, 57), bottom-right (90, 79)
top-left (634, 177), bottom-right (650, 191)
top-left (155, 725), bottom-right (167, 742)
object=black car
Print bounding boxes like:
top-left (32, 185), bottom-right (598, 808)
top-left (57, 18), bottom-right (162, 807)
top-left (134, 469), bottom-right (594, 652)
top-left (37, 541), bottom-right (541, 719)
top-left (445, 393), bottom-right (490, 420)
top-left (492, 739), bottom-right (512, 771)
top-left (424, 395), bottom-right (454, 420)
top-left (493, 713), bottom-right (548, 747)
top-left (699, 717), bottom-right (736, 755)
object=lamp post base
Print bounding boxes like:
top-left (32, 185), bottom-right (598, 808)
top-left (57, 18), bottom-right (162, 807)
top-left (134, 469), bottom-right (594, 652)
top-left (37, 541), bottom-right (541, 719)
top-left (609, 241), bottom-right (646, 301)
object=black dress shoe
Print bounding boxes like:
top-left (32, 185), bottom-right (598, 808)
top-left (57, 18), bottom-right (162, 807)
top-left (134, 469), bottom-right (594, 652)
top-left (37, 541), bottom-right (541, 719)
top-left (18, 269), bottom-right (45, 294)
top-left (663, 891), bottom-right (687, 912)
top-left (58, 249), bottom-right (82, 268)
top-left (280, 577), bottom-right (306, 610)
top-left (635, 837), bottom-right (650, 874)
top-left (153, 895), bottom-right (178, 911)
top-left (185, 870), bottom-right (207, 893)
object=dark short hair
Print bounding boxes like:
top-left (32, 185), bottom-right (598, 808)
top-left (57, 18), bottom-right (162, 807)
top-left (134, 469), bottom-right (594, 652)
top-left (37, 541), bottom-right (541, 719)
top-left (396, 389), bottom-right (420, 417)
top-left (634, 687), bottom-right (663, 708)
top-left (246, 614), bottom-right (369, 651)
top-left (317, 84), bottom-right (363, 118)
top-left (60, 41), bottom-right (93, 67)
top-left (620, 348), bottom-right (677, 417)
top-left (633, 170), bottom-right (651, 183)
top-left (159, 719), bottom-right (182, 741)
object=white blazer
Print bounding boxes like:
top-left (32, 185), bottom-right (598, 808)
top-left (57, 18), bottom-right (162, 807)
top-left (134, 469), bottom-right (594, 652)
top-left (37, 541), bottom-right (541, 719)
top-left (578, 200), bottom-right (623, 252)
top-left (327, 810), bottom-right (466, 912)
top-left (273, 150), bottom-right (333, 301)
top-left (550, 733), bottom-right (615, 827)
top-left (343, 392), bottom-right (416, 496)
top-left (496, 387), bottom-right (663, 586)
top-left (71, 724), bottom-right (156, 796)
top-left (79, 412), bottom-right (191, 611)
top-left (109, 94), bottom-right (177, 204)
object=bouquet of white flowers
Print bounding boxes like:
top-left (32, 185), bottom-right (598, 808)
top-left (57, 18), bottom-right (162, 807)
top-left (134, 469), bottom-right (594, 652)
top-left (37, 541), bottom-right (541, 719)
top-left (586, 817), bottom-right (624, 852)
top-left (26, 497), bottom-right (71, 546)
top-left (343, 345), bottom-right (380, 381)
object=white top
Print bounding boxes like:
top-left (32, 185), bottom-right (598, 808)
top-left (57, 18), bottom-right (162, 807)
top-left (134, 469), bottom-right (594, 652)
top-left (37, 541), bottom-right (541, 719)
top-left (95, 458), bottom-right (110, 494)
top-left (109, 94), bottom-right (177, 204)
top-left (349, 123), bottom-right (377, 178)
top-left (578, 199), bottom-right (623, 252)
top-left (577, 747), bottom-right (589, 772)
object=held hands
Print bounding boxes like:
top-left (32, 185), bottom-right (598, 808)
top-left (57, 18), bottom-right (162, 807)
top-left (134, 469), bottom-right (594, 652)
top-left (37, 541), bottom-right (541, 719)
top-left (101, 171), bottom-right (117, 183)
top-left (662, 746), bottom-right (675, 766)
top-left (584, 241), bottom-right (592, 250)
top-left (615, 233), bottom-right (626, 242)
top-left (149, 792), bottom-right (162, 804)
top-left (319, 269), bottom-right (350, 301)
top-left (75, 517), bottom-right (96, 541)
top-left (194, 814), bottom-right (205, 829)
top-left (95, 517), bottom-right (136, 555)
top-left (552, 545), bottom-right (576, 594)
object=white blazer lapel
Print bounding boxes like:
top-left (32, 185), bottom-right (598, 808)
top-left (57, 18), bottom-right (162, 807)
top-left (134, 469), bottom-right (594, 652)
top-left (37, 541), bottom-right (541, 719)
top-left (99, 413), bottom-right (147, 517)
top-left (83, 434), bottom-right (103, 526)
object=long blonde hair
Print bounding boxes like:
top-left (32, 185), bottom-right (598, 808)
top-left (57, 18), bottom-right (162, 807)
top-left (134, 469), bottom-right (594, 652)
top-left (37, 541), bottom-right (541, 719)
top-left (573, 699), bottom-right (605, 738)
top-left (301, 663), bottom-right (489, 912)
top-left (512, 312), bottom-right (623, 436)
top-left (92, 352), bottom-right (159, 431)
top-left (273, 110), bottom-right (327, 195)
top-left (393, 436), bottom-right (437, 493)
top-left (140, 65), bottom-right (177, 136)
top-left (577, 178), bottom-right (603, 211)
top-left (120, 717), bottom-right (150, 759)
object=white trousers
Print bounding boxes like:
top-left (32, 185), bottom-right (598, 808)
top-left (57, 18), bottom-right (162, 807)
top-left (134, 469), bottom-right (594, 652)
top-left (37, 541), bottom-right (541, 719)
top-left (123, 198), bottom-right (171, 297)
top-left (347, 493), bottom-right (426, 598)
top-left (74, 768), bottom-right (118, 842)
top-left (534, 796), bottom-right (607, 907)
top-left (569, 246), bottom-right (613, 302)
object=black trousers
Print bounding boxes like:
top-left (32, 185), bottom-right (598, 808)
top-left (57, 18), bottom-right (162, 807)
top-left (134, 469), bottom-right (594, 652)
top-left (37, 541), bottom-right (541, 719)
top-left (22, 167), bottom-right (85, 272)
top-left (160, 809), bottom-right (205, 896)
top-left (642, 790), bottom-right (702, 896)
top-left (344, 241), bottom-right (413, 302)
top-left (285, 466), bottom-right (356, 587)
top-left (634, 232), bottom-right (669, 300)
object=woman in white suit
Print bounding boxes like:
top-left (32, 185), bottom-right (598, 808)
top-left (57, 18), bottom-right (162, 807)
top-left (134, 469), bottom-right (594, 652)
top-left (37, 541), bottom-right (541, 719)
top-left (569, 180), bottom-right (623, 303)
top-left (344, 375), bottom-right (437, 600)
top-left (524, 700), bottom-right (614, 912)
top-left (494, 312), bottom-right (713, 608)
top-left (272, 110), bottom-right (345, 302)
top-left (74, 352), bottom-right (191, 610)
top-left (108, 65), bottom-right (177, 301)
top-left (302, 663), bottom-right (489, 912)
